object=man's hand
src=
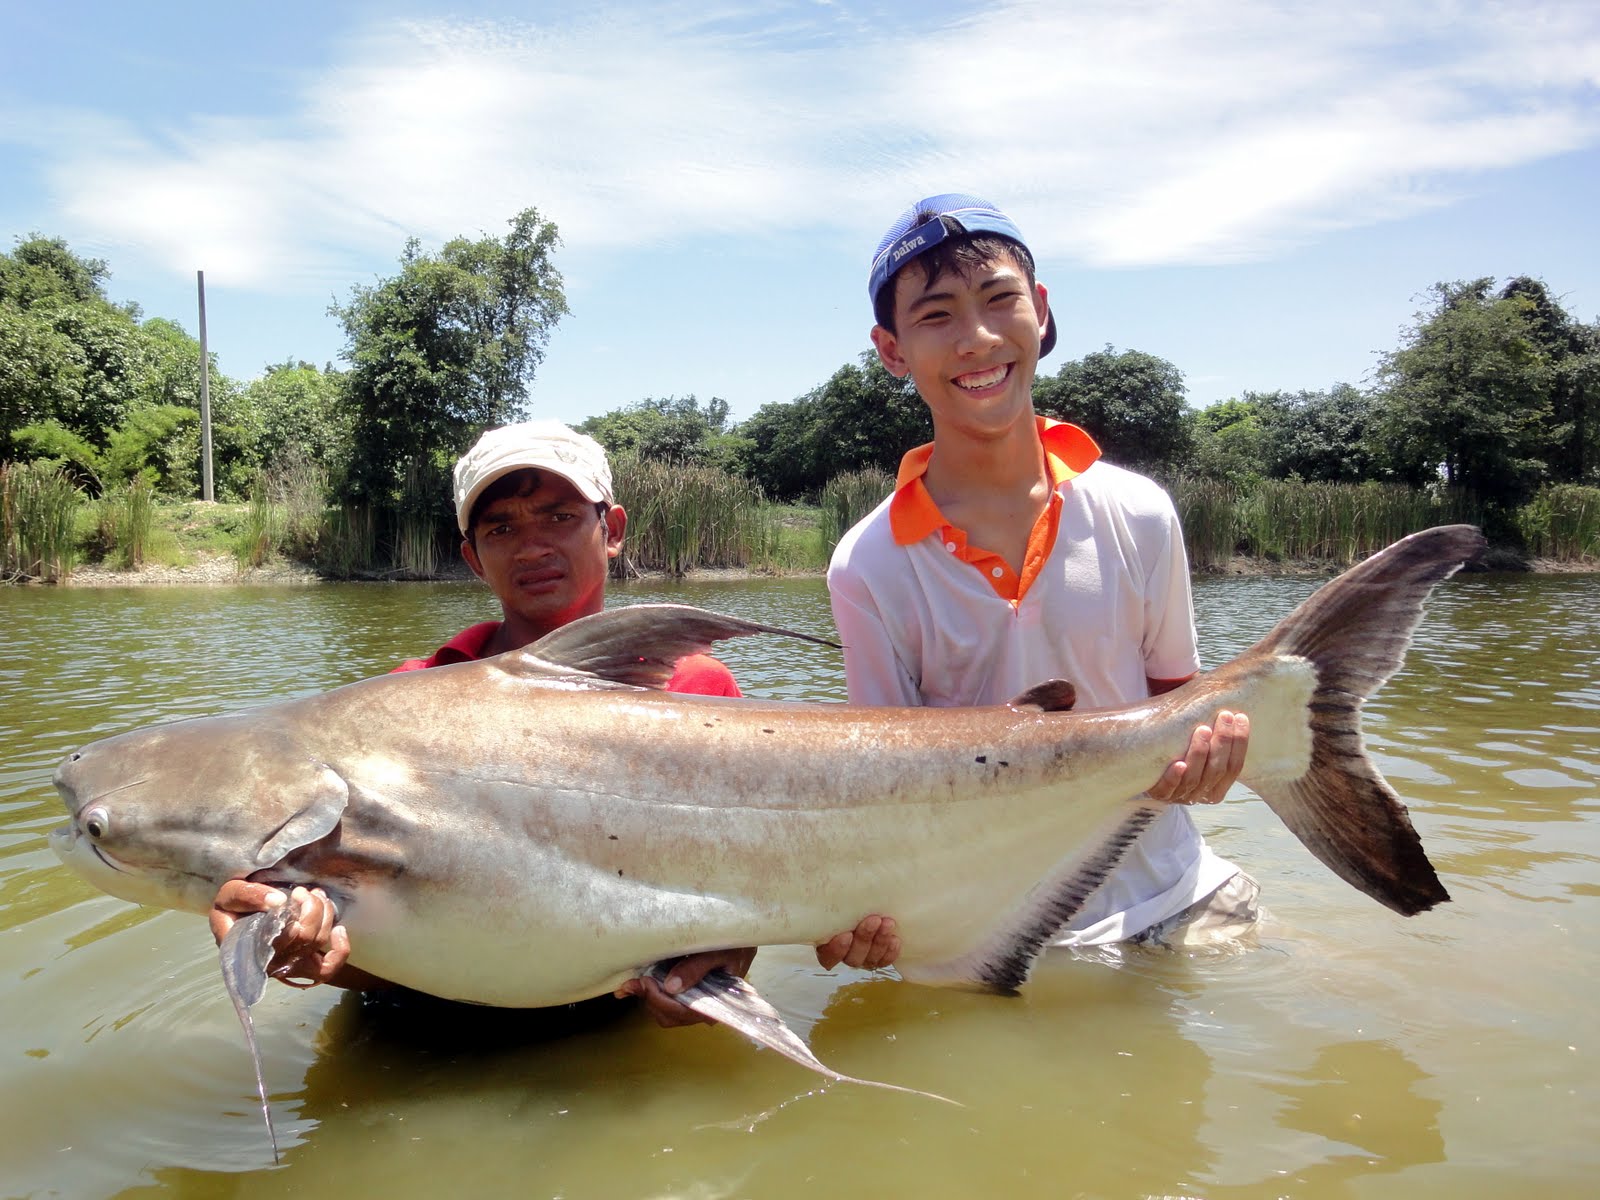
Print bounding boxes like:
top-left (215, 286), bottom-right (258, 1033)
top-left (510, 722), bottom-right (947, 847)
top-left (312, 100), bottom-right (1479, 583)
top-left (209, 879), bottom-right (353, 988)
top-left (1147, 709), bottom-right (1250, 805)
top-left (615, 947), bottom-right (759, 1028)
top-left (815, 914), bottom-right (900, 971)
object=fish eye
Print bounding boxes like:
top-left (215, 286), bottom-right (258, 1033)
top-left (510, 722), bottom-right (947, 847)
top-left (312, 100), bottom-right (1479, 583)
top-left (84, 807), bottom-right (110, 840)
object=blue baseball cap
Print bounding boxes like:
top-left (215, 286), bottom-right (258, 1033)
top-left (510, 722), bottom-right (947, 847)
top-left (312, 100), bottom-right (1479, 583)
top-left (868, 192), bottom-right (1055, 358)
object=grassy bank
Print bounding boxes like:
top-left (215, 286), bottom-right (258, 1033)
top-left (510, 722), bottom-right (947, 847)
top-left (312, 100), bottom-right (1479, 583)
top-left (6, 463), bottom-right (1598, 585)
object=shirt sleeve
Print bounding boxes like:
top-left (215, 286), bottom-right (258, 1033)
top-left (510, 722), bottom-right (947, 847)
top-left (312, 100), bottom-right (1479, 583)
top-left (665, 654), bottom-right (742, 697)
top-left (828, 563), bottom-right (922, 706)
top-left (1139, 494), bottom-right (1202, 682)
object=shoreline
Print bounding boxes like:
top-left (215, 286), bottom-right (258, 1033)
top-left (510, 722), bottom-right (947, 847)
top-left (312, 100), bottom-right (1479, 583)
top-left (28, 549), bottom-right (1600, 588)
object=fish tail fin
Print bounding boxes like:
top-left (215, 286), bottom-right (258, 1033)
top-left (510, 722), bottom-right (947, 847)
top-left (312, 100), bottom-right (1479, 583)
top-left (1243, 523), bottom-right (1484, 915)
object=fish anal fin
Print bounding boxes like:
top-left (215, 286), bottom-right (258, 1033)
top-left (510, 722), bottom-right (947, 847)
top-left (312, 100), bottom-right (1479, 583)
top-left (1008, 680), bottom-right (1077, 713)
top-left (899, 805), bottom-right (1159, 993)
top-left (646, 965), bottom-right (960, 1106)
top-left (509, 604), bottom-right (837, 690)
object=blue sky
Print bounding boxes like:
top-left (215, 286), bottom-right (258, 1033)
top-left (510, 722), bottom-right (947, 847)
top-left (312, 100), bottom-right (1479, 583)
top-left (4, 0), bottom-right (1598, 427)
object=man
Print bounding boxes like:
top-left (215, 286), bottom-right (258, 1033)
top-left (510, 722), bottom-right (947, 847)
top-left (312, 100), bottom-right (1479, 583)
top-left (212, 420), bottom-right (898, 1026)
top-left (828, 195), bottom-right (1257, 949)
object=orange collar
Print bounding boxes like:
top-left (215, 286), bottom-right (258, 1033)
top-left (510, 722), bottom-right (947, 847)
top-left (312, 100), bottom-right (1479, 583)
top-left (888, 417), bottom-right (1101, 546)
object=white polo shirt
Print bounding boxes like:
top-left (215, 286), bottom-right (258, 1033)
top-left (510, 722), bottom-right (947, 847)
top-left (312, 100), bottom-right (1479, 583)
top-left (827, 419), bottom-right (1238, 945)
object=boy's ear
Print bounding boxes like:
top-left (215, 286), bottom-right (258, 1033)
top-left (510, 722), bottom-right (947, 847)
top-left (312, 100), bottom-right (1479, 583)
top-left (603, 504), bottom-right (627, 559)
top-left (461, 538), bottom-right (487, 582)
top-left (871, 325), bottom-right (910, 378)
top-left (1034, 281), bottom-right (1050, 332)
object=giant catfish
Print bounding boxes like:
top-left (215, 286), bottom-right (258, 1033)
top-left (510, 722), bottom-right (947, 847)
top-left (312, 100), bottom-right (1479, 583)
top-left (51, 525), bottom-right (1484, 1149)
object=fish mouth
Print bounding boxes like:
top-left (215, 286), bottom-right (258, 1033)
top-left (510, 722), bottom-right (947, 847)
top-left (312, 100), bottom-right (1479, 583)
top-left (48, 822), bottom-right (132, 876)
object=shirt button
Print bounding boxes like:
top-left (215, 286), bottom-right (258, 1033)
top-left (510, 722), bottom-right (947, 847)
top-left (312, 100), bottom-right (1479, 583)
top-left (991, 566), bottom-right (1003, 578)
top-left (945, 541), bottom-right (957, 553)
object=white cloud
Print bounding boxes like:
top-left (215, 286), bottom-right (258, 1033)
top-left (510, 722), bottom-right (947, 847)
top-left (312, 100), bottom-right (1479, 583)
top-left (18, 0), bottom-right (1600, 286)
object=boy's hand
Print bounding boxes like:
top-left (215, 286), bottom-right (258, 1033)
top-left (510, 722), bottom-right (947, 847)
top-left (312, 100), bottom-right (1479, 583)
top-left (209, 880), bottom-right (351, 988)
top-left (1148, 710), bottom-right (1250, 805)
top-left (815, 914), bottom-right (900, 971)
top-left (616, 947), bottom-right (758, 1027)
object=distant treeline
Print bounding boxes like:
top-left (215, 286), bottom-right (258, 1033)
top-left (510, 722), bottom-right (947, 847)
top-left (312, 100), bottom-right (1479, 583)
top-left (4, 215), bottom-right (1599, 582)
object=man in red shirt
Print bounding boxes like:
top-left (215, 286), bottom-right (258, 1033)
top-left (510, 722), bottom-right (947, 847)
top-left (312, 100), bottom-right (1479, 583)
top-left (211, 421), bottom-right (897, 1027)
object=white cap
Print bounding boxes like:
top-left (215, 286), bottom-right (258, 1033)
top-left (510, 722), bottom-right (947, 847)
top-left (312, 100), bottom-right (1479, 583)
top-left (452, 420), bottom-right (614, 534)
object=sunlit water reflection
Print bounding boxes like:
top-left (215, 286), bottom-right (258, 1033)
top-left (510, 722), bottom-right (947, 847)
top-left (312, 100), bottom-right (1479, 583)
top-left (2, 570), bottom-right (1596, 1198)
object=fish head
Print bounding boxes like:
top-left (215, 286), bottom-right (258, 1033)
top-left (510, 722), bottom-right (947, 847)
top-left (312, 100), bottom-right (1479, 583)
top-left (50, 713), bottom-right (350, 915)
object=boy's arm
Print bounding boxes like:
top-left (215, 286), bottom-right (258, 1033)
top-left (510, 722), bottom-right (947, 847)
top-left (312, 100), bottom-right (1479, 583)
top-left (829, 574), bottom-right (922, 706)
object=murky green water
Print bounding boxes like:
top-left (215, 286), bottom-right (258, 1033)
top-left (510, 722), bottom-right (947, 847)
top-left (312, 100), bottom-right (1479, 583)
top-left (2, 570), bottom-right (1596, 1199)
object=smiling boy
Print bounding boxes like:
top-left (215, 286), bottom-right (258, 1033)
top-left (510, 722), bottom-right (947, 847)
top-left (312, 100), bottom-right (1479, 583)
top-left (828, 195), bottom-right (1258, 948)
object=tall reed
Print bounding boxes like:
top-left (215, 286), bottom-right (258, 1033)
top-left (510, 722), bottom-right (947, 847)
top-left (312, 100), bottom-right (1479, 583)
top-left (94, 477), bottom-right (156, 569)
top-left (319, 504), bottom-right (379, 577)
top-left (1, 461), bottom-right (83, 582)
top-left (264, 446), bottom-right (330, 559)
top-left (388, 457), bottom-right (449, 578)
top-left (1169, 477), bottom-right (1241, 569)
top-left (1169, 477), bottom-right (1483, 568)
top-left (612, 457), bottom-right (770, 575)
top-left (818, 469), bottom-right (894, 559)
top-left (232, 483), bottom-right (280, 570)
top-left (1517, 484), bottom-right (1600, 560)
top-left (391, 515), bottom-right (441, 578)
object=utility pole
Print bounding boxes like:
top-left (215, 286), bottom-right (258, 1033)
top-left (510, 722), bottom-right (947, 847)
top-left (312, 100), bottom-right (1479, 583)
top-left (197, 270), bottom-right (215, 502)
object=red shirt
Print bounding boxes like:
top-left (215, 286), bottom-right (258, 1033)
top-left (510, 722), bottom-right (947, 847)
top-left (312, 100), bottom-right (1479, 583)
top-left (392, 620), bottom-right (742, 696)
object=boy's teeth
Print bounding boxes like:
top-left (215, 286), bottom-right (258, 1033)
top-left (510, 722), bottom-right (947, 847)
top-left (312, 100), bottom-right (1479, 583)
top-left (957, 366), bottom-right (1007, 389)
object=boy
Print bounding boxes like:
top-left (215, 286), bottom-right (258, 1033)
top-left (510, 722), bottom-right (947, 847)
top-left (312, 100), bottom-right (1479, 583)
top-left (828, 195), bottom-right (1257, 948)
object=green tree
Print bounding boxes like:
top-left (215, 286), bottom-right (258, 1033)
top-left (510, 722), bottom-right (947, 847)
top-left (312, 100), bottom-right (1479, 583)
top-left (580, 395), bottom-right (744, 471)
top-left (1499, 276), bottom-right (1600, 484)
top-left (1373, 280), bottom-right (1555, 508)
top-left (738, 355), bottom-right (929, 501)
top-left (243, 360), bottom-right (352, 479)
top-left (1189, 397), bottom-right (1266, 487)
top-left (0, 307), bottom-right (87, 454)
top-left (0, 234), bottom-right (110, 309)
top-left (334, 208), bottom-right (568, 509)
top-left (1254, 385), bottom-right (1382, 483)
top-left (1033, 346), bottom-right (1192, 475)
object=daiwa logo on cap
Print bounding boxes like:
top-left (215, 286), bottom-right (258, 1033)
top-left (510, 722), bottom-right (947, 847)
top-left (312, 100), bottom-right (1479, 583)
top-left (890, 225), bottom-right (944, 267)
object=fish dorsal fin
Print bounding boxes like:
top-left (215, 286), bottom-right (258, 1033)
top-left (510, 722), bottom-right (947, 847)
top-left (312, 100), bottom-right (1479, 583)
top-left (1008, 680), bottom-right (1077, 712)
top-left (254, 761), bottom-right (349, 867)
top-left (506, 603), bottom-right (838, 690)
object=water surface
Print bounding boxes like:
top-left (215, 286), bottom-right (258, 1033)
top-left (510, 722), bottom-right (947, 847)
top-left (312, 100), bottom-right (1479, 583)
top-left (2, 570), bottom-right (1596, 1198)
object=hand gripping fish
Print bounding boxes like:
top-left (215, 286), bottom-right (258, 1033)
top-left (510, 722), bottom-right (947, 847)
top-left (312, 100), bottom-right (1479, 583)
top-left (51, 525), bottom-right (1485, 1158)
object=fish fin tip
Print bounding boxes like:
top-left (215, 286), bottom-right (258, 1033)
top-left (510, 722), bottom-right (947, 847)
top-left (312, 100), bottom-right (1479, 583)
top-left (1008, 679), bottom-right (1077, 712)
top-left (657, 965), bottom-right (957, 1105)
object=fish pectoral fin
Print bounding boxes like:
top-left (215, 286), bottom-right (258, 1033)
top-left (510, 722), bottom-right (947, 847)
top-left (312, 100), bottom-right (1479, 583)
top-left (254, 761), bottom-right (350, 868)
top-left (1007, 679), bottom-right (1077, 712)
top-left (512, 604), bottom-right (837, 690)
top-left (644, 964), bottom-right (959, 1107)
top-left (219, 906), bottom-right (294, 1163)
